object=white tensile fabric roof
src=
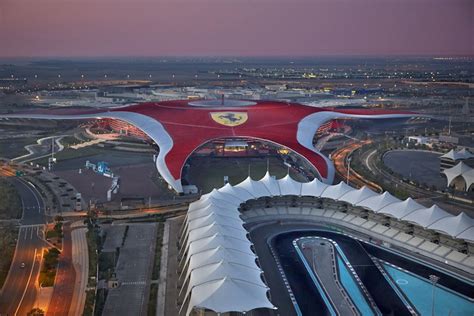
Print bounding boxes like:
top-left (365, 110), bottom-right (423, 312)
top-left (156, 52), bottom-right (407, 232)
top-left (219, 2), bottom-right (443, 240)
top-left (441, 148), bottom-right (474, 161)
top-left (402, 205), bottom-right (452, 228)
top-left (278, 174), bottom-right (303, 196)
top-left (301, 178), bottom-right (329, 197)
top-left (186, 277), bottom-right (275, 316)
top-left (338, 186), bottom-right (379, 205)
top-left (181, 186), bottom-right (275, 315)
top-left (260, 172), bottom-right (281, 196)
top-left (376, 197), bottom-right (425, 218)
top-left (181, 173), bottom-right (473, 315)
top-left (442, 162), bottom-right (474, 189)
top-left (185, 234), bottom-right (252, 265)
top-left (235, 177), bottom-right (272, 198)
top-left (465, 169), bottom-right (474, 190)
top-left (183, 246), bottom-right (258, 288)
top-left (219, 183), bottom-right (255, 201)
top-left (457, 227), bottom-right (474, 243)
top-left (320, 181), bottom-right (353, 199)
top-left (428, 213), bottom-right (474, 242)
top-left (356, 192), bottom-right (401, 213)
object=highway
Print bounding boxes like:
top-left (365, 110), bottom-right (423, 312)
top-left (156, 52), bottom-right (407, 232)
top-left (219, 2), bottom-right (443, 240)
top-left (13, 179), bottom-right (46, 226)
top-left (331, 140), bottom-right (383, 192)
top-left (360, 147), bottom-right (430, 199)
top-left (0, 178), bottom-right (46, 316)
top-left (47, 223), bottom-right (76, 316)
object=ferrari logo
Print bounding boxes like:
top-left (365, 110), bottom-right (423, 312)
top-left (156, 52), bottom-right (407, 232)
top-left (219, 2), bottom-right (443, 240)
top-left (210, 112), bottom-right (248, 127)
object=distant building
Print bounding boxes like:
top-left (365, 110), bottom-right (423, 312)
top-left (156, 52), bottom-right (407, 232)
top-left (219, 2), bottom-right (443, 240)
top-left (439, 135), bottom-right (459, 144)
top-left (408, 136), bottom-right (431, 145)
top-left (98, 118), bottom-right (150, 140)
top-left (0, 99), bottom-right (416, 193)
top-left (264, 84), bottom-right (287, 91)
top-left (0, 78), bottom-right (27, 90)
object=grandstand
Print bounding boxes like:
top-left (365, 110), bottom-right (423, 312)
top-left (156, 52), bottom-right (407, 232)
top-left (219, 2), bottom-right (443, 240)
top-left (177, 173), bottom-right (474, 315)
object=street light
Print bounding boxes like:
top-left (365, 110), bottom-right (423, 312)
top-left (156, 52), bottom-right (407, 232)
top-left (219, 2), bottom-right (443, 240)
top-left (346, 156), bottom-right (352, 185)
top-left (429, 274), bottom-right (439, 316)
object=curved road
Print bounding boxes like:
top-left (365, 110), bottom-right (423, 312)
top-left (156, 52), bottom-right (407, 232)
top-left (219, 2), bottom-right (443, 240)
top-left (362, 148), bottom-right (431, 198)
top-left (331, 140), bottom-right (382, 192)
top-left (0, 178), bottom-right (46, 316)
top-left (46, 223), bottom-right (76, 316)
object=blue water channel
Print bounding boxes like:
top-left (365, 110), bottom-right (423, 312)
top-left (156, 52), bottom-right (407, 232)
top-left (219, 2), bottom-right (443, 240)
top-left (336, 257), bottom-right (376, 316)
top-left (383, 263), bottom-right (474, 316)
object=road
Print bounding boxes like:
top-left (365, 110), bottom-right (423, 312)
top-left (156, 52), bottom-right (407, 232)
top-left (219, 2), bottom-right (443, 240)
top-left (47, 223), bottom-right (76, 316)
top-left (69, 224), bottom-right (88, 316)
top-left (12, 136), bottom-right (67, 164)
top-left (13, 179), bottom-right (46, 226)
top-left (331, 140), bottom-right (382, 192)
top-left (361, 147), bottom-right (474, 215)
top-left (361, 147), bottom-right (431, 199)
top-left (0, 178), bottom-right (46, 316)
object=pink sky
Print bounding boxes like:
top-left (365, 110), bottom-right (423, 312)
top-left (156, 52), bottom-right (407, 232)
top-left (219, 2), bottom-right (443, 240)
top-left (0, 0), bottom-right (472, 57)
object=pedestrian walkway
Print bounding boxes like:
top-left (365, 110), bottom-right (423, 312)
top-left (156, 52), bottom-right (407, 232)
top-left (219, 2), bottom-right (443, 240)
top-left (46, 223), bottom-right (76, 316)
top-left (70, 138), bottom-right (105, 149)
top-left (69, 222), bottom-right (88, 316)
top-left (161, 216), bottom-right (183, 316)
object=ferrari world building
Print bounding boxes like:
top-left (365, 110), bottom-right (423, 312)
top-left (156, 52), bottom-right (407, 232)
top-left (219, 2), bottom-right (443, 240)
top-left (3, 100), bottom-right (474, 315)
top-left (1, 99), bottom-right (415, 193)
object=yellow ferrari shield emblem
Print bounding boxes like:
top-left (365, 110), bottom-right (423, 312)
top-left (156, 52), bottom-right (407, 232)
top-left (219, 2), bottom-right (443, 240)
top-left (210, 112), bottom-right (248, 127)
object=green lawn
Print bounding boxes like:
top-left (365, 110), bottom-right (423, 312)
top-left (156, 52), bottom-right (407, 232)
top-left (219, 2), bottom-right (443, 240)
top-left (58, 135), bottom-right (81, 147)
top-left (86, 228), bottom-right (98, 287)
top-left (147, 284), bottom-right (158, 316)
top-left (83, 289), bottom-right (96, 316)
top-left (39, 247), bottom-right (60, 287)
top-left (187, 156), bottom-right (307, 193)
top-left (35, 146), bottom-right (111, 165)
top-left (0, 225), bottom-right (19, 289)
top-left (0, 179), bottom-right (22, 219)
top-left (151, 223), bottom-right (164, 280)
top-left (0, 137), bottom-right (38, 159)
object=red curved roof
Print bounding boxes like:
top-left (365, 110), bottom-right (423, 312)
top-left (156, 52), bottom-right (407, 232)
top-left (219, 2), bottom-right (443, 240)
top-left (112, 100), bottom-right (412, 180)
top-left (2, 99), bottom-right (416, 192)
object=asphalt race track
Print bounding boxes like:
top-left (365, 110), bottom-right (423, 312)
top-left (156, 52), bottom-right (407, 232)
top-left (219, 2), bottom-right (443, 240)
top-left (248, 221), bottom-right (473, 316)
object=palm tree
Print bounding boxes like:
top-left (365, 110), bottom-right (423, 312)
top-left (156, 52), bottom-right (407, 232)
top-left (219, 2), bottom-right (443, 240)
top-left (27, 308), bottom-right (45, 316)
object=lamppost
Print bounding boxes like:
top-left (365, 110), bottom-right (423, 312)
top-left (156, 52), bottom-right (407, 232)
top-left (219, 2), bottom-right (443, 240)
top-left (346, 156), bottom-right (352, 185)
top-left (429, 274), bottom-right (439, 316)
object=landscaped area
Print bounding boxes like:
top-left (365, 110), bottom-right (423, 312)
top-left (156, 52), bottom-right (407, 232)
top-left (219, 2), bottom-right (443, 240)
top-left (82, 289), bottom-right (96, 316)
top-left (148, 222), bottom-right (164, 316)
top-left (187, 156), bottom-right (308, 193)
top-left (0, 179), bottom-right (22, 219)
top-left (0, 137), bottom-right (39, 159)
top-left (349, 140), bottom-right (412, 199)
top-left (39, 247), bottom-right (60, 287)
top-left (45, 217), bottom-right (64, 249)
top-left (147, 284), bottom-right (158, 316)
top-left (0, 225), bottom-right (19, 289)
top-left (86, 227), bottom-right (99, 287)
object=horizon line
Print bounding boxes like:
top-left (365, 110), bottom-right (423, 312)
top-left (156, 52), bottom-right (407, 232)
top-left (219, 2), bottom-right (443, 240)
top-left (1, 54), bottom-right (473, 60)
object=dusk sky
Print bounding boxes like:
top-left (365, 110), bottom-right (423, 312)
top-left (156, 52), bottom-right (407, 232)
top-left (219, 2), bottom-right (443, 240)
top-left (0, 0), bottom-right (472, 57)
